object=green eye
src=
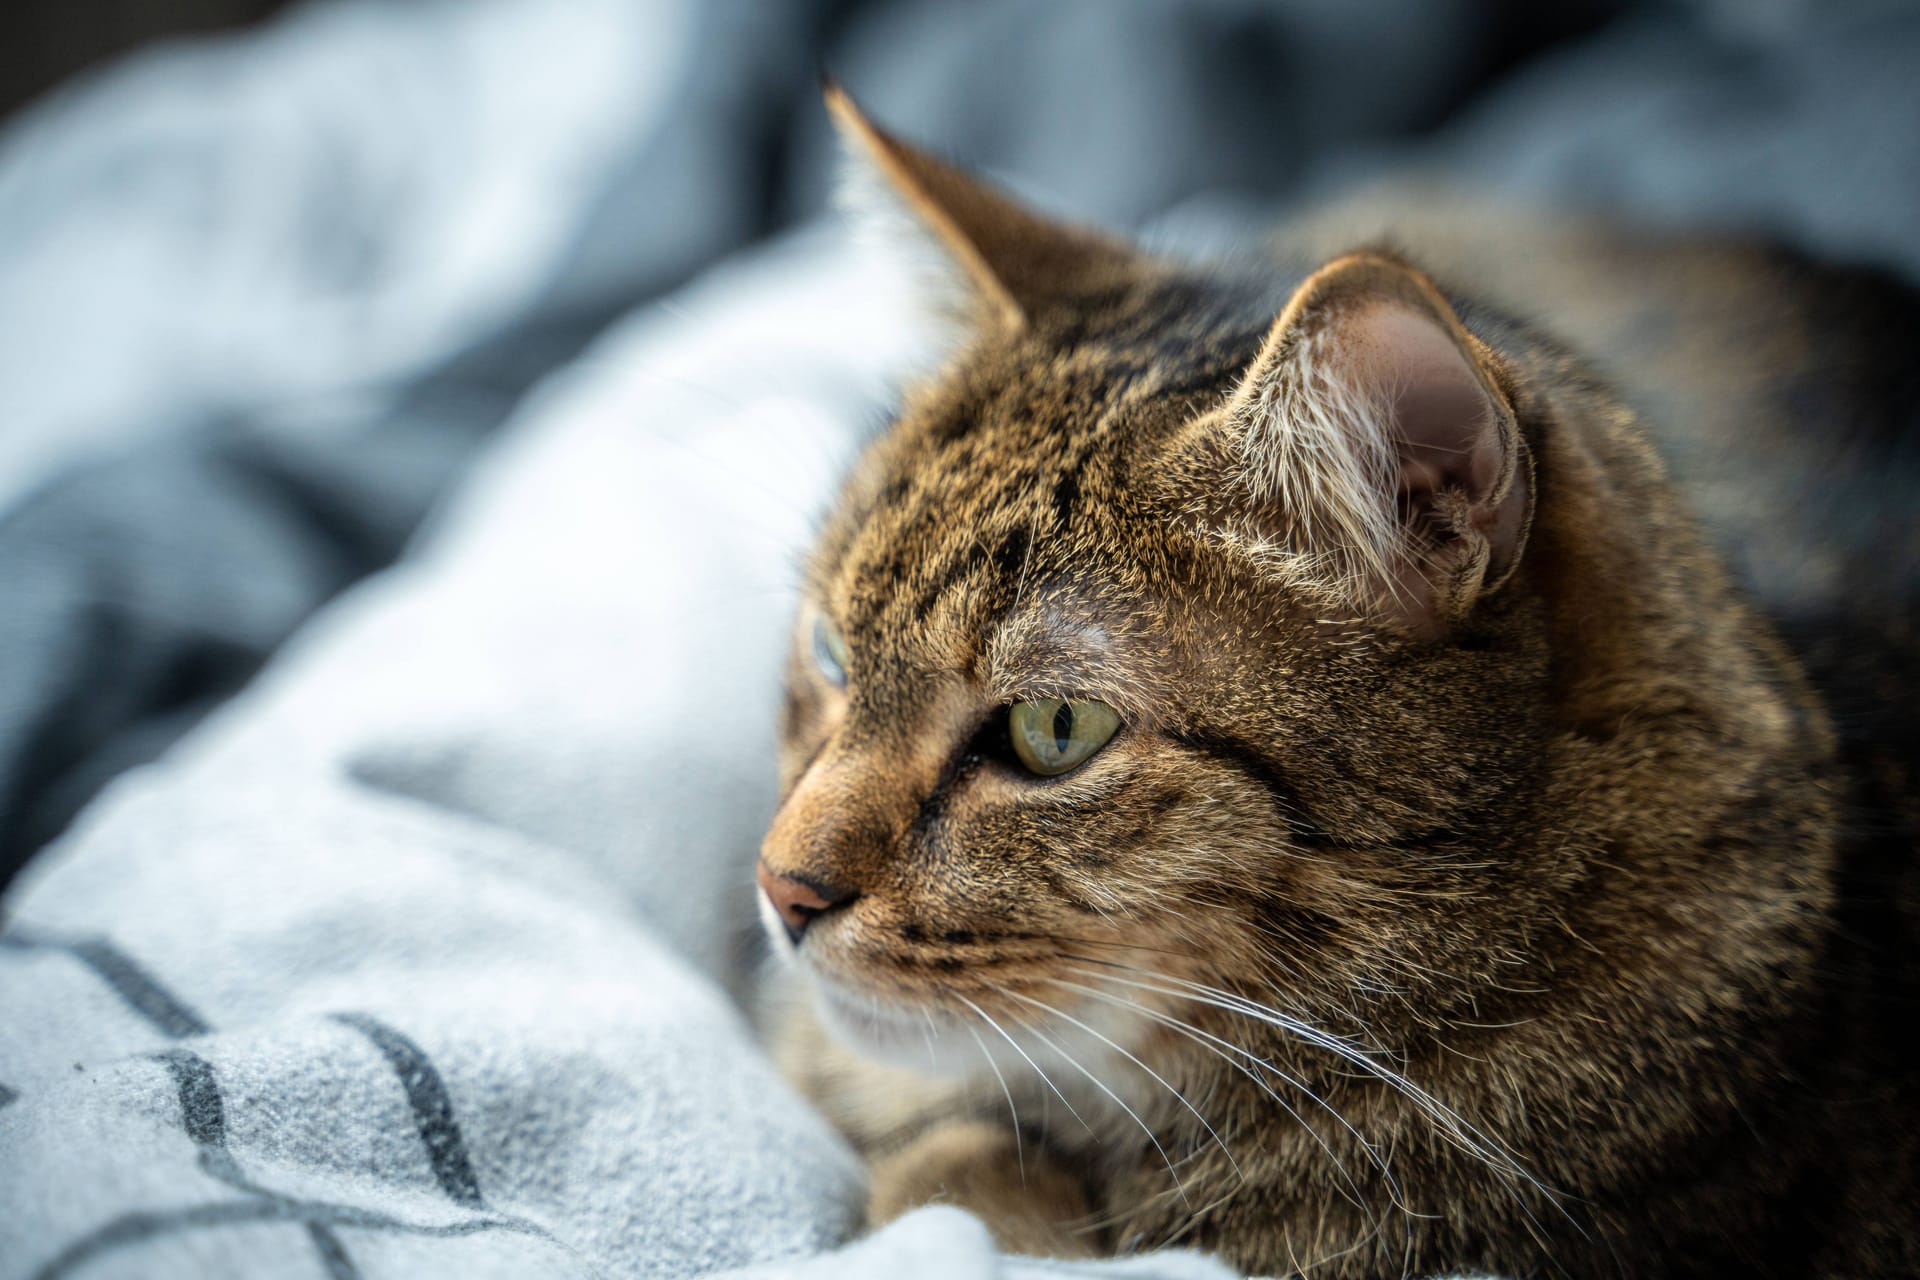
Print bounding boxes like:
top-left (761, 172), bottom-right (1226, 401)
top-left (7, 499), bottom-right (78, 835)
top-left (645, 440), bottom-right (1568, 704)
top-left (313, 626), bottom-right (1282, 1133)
top-left (813, 617), bottom-right (850, 686)
top-left (1008, 698), bottom-right (1121, 777)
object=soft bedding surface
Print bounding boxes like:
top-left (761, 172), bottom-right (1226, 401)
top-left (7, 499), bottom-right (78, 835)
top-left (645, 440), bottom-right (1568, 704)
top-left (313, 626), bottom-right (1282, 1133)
top-left (5, 0), bottom-right (1920, 1277)
top-left (0, 226), bottom-right (1237, 1278)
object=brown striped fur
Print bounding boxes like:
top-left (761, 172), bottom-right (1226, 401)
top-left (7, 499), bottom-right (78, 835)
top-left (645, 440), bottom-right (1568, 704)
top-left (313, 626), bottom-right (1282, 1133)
top-left (755, 92), bottom-right (1920, 1278)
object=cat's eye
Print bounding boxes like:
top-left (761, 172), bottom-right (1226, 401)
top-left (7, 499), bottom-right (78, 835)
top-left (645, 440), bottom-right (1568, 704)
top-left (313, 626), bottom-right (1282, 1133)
top-left (812, 617), bottom-right (850, 686)
top-left (1008, 698), bottom-right (1121, 777)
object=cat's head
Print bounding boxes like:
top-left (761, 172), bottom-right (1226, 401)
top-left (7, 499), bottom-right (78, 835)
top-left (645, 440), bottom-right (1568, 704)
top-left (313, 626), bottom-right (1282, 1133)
top-left (758, 88), bottom-right (1548, 1077)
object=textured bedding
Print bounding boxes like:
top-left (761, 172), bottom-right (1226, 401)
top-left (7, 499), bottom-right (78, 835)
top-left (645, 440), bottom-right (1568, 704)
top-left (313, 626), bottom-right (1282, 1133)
top-left (0, 224), bottom-right (1238, 1278)
top-left (4, 0), bottom-right (1918, 1276)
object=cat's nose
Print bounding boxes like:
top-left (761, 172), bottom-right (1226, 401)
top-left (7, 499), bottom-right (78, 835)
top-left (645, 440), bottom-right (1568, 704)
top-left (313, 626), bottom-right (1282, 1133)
top-left (757, 861), bottom-right (858, 944)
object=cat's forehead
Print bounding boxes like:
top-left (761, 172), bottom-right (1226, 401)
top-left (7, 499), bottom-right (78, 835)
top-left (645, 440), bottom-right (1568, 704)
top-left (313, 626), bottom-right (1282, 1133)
top-left (835, 405), bottom-right (1134, 645)
top-left (839, 276), bottom-right (1272, 553)
top-left (819, 291), bottom-right (1292, 713)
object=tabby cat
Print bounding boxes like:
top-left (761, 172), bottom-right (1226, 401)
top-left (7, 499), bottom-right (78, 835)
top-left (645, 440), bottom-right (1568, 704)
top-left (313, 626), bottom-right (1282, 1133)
top-left (754, 86), bottom-right (1920, 1278)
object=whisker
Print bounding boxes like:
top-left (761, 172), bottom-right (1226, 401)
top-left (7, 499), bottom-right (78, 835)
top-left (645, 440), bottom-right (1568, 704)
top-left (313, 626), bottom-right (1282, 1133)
top-left (1064, 961), bottom-right (1581, 1258)
top-left (962, 1019), bottom-right (1027, 1185)
top-left (920, 1007), bottom-right (941, 1074)
top-left (1088, 968), bottom-right (1501, 1160)
top-left (991, 989), bottom-right (1194, 1209)
top-left (955, 992), bottom-right (1096, 1139)
top-left (1060, 957), bottom-right (1572, 1230)
top-left (997, 984), bottom-right (1244, 1180)
top-left (1045, 972), bottom-right (1389, 1220)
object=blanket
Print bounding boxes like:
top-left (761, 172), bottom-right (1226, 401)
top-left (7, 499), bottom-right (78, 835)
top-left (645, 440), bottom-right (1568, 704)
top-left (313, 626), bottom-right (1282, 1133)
top-left (5, 0), bottom-right (1920, 1276)
top-left (0, 224), bottom-right (1247, 1278)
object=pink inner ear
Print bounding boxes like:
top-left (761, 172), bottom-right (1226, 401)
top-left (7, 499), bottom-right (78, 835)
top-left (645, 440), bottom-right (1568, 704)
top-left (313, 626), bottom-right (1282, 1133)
top-left (1209, 252), bottom-right (1533, 630)
top-left (1324, 299), bottom-right (1530, 615)
top-left (1343, 304), bottom-right (1503, 508)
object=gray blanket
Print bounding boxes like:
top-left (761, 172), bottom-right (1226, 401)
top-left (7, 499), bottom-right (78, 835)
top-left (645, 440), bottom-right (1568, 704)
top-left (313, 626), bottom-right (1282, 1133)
top-left (0, 220), bottom-right (1243, 1276)
top-left (4, 0), bottom-right (1918, 1276)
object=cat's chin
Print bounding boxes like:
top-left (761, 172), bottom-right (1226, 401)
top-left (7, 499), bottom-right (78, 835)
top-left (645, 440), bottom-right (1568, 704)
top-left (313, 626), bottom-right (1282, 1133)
top-left (802, 967), bottom-right (1159, 1098)
top-left (805, 972), bottom-right (990, 1076)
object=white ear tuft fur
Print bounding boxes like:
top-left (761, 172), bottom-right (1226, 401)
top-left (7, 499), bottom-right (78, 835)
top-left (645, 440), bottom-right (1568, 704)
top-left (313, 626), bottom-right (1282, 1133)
top-left (1224, 320), bottom-right (1407, 614)
top-left (829, 123), bottom-right (977, 326)
top-left (1202, 253), bottom-right (1531, 632)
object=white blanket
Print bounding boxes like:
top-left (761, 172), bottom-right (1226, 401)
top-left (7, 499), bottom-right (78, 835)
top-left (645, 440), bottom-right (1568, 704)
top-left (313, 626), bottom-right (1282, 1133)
top-left (0, 0), bottom-right (1245, 1271)
top-left (0, 218), bottom-right (1243, 1279)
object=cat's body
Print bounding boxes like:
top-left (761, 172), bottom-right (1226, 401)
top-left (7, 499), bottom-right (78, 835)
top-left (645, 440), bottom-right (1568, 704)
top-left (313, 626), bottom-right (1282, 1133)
top-left (756, 93), bottom-right (1919, 1279)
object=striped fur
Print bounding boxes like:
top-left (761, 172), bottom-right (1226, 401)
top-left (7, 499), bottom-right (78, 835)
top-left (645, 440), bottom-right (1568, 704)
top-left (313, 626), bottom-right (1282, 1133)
top-left (758, 97), bottom-right (1919, 1280)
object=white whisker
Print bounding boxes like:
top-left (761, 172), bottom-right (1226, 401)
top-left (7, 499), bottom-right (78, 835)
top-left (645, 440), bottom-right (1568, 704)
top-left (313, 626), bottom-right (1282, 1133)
top-left (955, 992), bottom-right (1095, 1139)
top-left (1046, 972), bottom-right (1388, 1220)
top-left (1058, 958), bottom-right (1573, 1237)
top-left (963, 1019), bottom-right (1026, 1184)
top-left (991, 989), bottom-right (1193, 1208)
top-left (998, 984), bottom-right (1243, 1179)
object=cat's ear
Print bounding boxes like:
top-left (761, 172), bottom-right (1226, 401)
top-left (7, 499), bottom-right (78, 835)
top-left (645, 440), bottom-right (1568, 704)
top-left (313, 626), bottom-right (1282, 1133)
top-left (1174, 252), bottom-right (1532, 635)
top-left (824, 81), bottom-right (1135, 332)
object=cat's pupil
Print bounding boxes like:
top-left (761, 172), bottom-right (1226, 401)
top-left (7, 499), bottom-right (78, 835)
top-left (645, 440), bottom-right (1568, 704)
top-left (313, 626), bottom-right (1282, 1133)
top-left (1053, 703), bottom-right (1073, 753)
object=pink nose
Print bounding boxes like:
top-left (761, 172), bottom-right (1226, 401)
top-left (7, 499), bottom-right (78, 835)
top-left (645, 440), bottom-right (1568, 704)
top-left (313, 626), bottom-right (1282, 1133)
top-left (756, 862), bottom-right (856, 943)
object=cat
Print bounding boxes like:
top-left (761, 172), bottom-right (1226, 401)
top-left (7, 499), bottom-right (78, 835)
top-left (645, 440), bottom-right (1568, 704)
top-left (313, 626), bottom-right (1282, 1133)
top-left (753, 85), bottom-right (1920, 1279)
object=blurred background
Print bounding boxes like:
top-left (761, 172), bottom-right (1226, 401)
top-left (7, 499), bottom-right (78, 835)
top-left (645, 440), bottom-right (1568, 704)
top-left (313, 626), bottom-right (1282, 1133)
top-left (1, 0), bottom-right (1916, 892)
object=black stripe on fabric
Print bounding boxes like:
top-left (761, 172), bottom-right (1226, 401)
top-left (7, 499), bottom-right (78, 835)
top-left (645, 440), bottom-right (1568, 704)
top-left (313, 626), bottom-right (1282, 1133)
top-left (306, 1224), bottom-right (362, 1280)
top-left (2, 930), bottom-right (566, 1278)
top-left (331, 1012), bottom-right (484, 1207)
top-left (29, 1196), bottom-right (564, 1280)
top-left (0, 930), bottom-right (209, 1038)
top-left (0, 1082), bottom-right (17, 1109)
top-left (67, 940), bottom-right (211, 1037)
top-left (154, 1049), bottom-right (225, 1149)
top-left (151, 1046), bottom-right (362, 1275)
